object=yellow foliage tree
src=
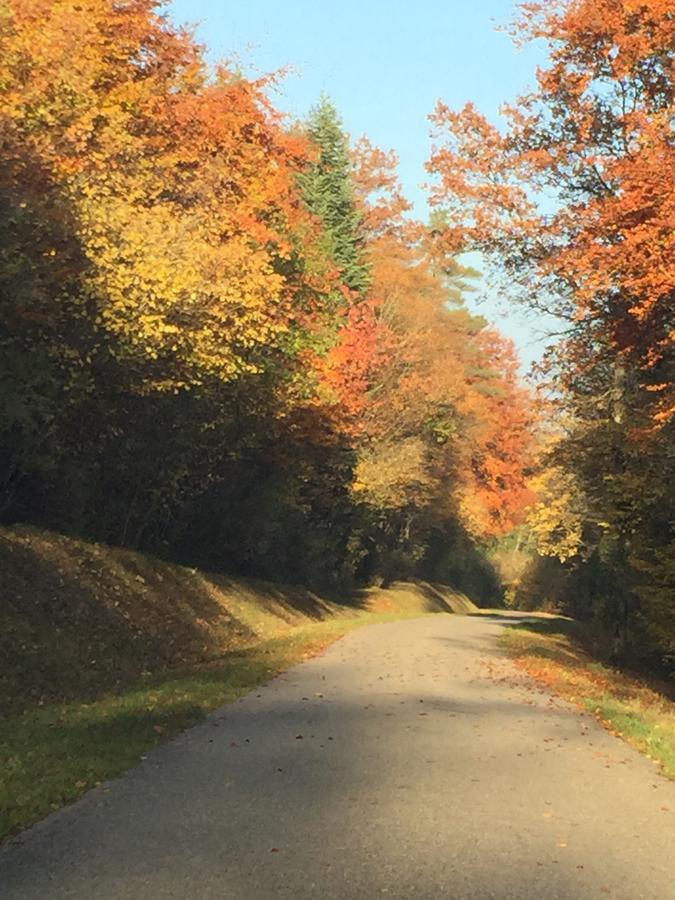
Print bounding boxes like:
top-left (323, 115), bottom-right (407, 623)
top-left (1, 0), bottom-right (316, 387)
top-left (527, 466), bottom-right (584, 562)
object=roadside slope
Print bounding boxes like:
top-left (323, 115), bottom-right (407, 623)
top-left (1, 525), bottom-right (476, 714)
top-left (0, 525), bottom-right (476, 838)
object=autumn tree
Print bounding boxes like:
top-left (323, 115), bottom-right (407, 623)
top-left (0, 1), bottom-right (537, 600)
top-left (339, 137), bottom-right (537, 586)
top-left (0, 0), bottom-right (330, 546)
top-left (427, 0), bottom-right (674, 667)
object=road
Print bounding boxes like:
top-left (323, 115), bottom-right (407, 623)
top-left (2, 614), bottom-right (674, 899)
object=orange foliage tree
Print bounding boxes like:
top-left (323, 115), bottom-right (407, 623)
top-left (427, 0), bottom-right (674, 427)
top-left (0, 0), bottom-right (324, 387)
top-left (344, 137), bottom-right (537, 562)
top-left (427, 0), bottom-right (674, 663)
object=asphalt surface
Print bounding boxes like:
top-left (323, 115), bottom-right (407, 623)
top-left (2, 613), bottom-right (674, 899)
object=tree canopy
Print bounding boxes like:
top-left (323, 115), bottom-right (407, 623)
top-left (0, 0), bottom-right (535, 605)
top-left (1, 0), bottom-right (671, 672)
top-left (427, 0), bottom-right (675, 669)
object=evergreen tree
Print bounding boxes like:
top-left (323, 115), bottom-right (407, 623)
top-left (299, 97), bottom-right (370, 296)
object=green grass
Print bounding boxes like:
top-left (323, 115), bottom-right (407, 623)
top-left (0, 611), bottom-right (424, 841)
top-left (499, 618), bottom-right (675, 779)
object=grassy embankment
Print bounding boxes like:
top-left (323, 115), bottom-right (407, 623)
top-left (500, 617), bottom-right (675, 779)
top-left (0, 525), bottom-right (476, 840)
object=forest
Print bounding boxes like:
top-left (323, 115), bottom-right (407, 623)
top-left (0, 0), bottom-right (673, 674)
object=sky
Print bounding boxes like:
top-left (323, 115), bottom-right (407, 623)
top-left (167, 0), bottom-right (555, 370)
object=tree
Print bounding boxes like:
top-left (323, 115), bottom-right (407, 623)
top-left (426, 0), bottom-right (674, 667)
top-left (341, 136), bottom-right (537, 580)
top-left (299, 97), bottom-right (370, 296)
top-left (0, 0), bottom-right (331, 545)
top-left (0, 2), bottom-right (536, 602)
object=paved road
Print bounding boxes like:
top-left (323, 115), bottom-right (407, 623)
top-left (2, 614), bottom-right (674, 899)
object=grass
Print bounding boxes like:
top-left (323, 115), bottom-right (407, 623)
top-left (499, 618), bottom-right (675, 779)
top-left (1, 610), bottom-right (425, 841)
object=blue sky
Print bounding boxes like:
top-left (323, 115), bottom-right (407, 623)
top-left (167, 0), bottom-right (554, 369)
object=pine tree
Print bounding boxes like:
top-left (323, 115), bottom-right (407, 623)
top-left (299, 97), bottom-right (370, 296)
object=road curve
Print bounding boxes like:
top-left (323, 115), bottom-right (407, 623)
top-left (2, 614), bottom-right (674, 899)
